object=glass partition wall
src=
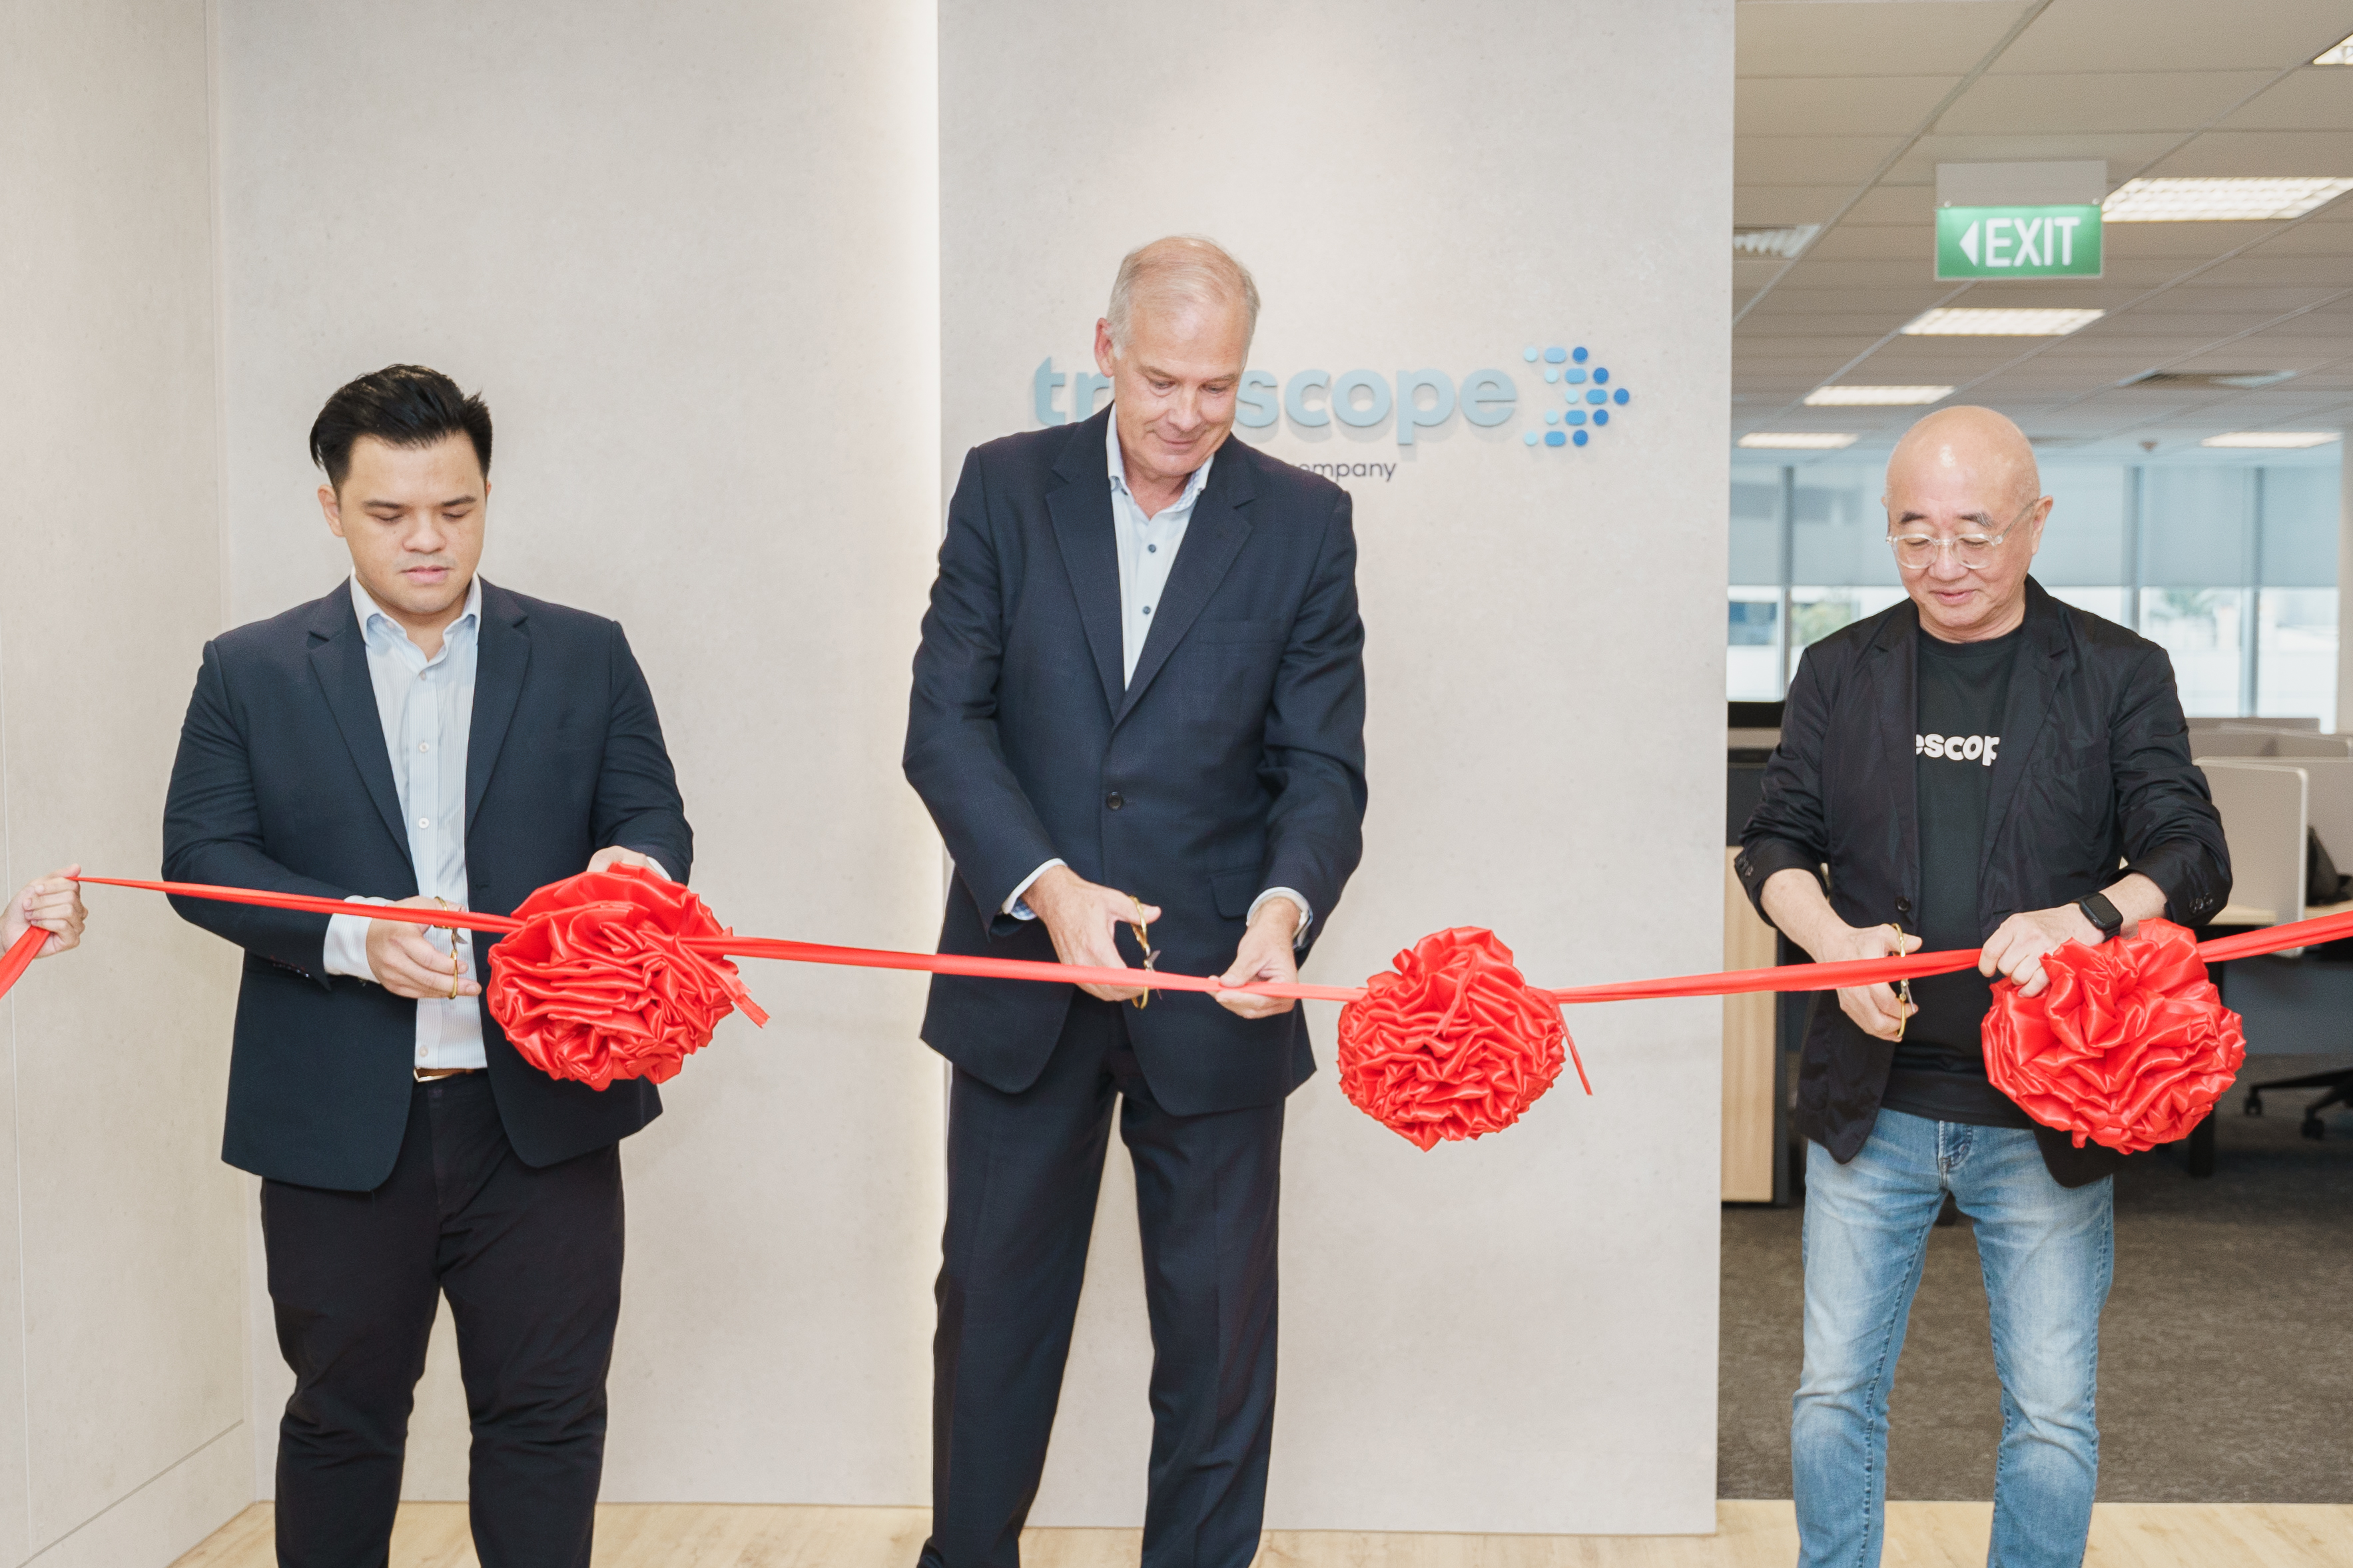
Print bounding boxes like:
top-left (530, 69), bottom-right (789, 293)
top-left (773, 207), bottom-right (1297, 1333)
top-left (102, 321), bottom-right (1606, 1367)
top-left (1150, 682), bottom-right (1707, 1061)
top-left (1728, 458), bottom-right (2344, 722)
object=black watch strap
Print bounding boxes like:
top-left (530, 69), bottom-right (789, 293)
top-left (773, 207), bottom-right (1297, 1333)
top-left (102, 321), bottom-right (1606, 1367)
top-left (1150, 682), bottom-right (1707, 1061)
top-left (2077, 890), bottom-right (2124, 939)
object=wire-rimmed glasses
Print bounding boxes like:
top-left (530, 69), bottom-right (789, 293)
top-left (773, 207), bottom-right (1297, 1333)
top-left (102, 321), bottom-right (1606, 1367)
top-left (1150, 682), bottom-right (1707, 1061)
top-left (1885, 497), bottom-right (2039, 572)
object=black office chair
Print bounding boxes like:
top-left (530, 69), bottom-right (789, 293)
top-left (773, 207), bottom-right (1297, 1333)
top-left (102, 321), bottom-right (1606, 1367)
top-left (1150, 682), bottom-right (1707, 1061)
top-left (2242, 1067), bottom-right (2353, 1141)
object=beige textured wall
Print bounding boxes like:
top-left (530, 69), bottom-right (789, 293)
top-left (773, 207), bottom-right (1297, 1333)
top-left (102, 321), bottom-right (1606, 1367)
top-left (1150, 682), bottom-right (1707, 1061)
top-left (213, 0), bottom-right (946, 1504)
top-left (940, 0), bottom-right (1734, 1534)
top-left (0, 2), bottom-right (250, 1562)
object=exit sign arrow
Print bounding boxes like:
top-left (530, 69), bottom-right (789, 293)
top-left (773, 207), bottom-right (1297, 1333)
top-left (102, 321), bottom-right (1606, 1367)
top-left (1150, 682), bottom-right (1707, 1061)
top-left (1937, 204), bottom-right (2103, 280)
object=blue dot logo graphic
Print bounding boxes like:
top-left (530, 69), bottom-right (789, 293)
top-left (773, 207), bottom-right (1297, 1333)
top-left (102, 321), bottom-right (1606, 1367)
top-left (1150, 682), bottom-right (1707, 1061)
top-left (1521, 338), bottom-right (1634, 453)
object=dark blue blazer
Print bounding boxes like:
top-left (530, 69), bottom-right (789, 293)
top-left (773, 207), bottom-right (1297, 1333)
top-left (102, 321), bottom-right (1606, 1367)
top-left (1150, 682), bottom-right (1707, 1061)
top-left (904, 409), bottom-right (1368, 1115)
top-left (163, 579), bottom-right (693, 1191)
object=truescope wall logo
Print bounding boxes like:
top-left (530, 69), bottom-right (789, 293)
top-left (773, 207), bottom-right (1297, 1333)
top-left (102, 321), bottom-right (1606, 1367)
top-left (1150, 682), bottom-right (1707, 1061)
top-left (1029, 340), bottom-right (1636, 472)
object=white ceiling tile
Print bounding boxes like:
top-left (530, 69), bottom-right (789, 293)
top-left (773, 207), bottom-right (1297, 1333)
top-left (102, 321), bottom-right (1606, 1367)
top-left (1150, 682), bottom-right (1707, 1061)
top-left (1739, 134), bottom-right (1913, 184)
top-left (1805, 224), bottom-right (1937, 260)
top-left (2220, 69), bottom-right (2353, 132)
top-left (1995, 0), bottom-right (2352, 74)
top-left (1734, 185), bottom-right (1857, 224)
top-left (1887, 131), bottom-right (2183, 181)
top-left (1738, 1), bottom-right (2034, 79)
top-left (1936, 71), bottom-right (2279, 136)
top-left (1739, 75), bottom-right (1960, 136)
top-left (2145, 129), bottom-right (2353, 176)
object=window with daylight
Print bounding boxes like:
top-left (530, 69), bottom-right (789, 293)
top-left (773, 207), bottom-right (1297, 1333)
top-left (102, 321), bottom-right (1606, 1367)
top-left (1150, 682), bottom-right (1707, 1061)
top-left (1726, 457), bottom-right (2343, 722)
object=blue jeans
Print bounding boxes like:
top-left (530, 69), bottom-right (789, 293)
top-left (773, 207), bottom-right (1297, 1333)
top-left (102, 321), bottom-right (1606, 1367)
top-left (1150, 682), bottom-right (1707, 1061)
top-left (1792, 1109), bottom-right (2113, 1568)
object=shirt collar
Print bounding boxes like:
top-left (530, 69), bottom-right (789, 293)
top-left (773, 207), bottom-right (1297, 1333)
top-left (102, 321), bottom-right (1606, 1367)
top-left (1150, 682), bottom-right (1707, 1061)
top-left (350, 573), bottom-right (482, 652)
top-left (1106, 410), bottom-right (1213, 512)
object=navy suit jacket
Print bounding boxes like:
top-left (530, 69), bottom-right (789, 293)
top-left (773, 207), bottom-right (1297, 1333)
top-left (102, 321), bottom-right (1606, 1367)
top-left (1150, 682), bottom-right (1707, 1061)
top-left (904, 409), bottom-right (1368, 1115)
top-left (163, 579), bottom-right (693, 1191)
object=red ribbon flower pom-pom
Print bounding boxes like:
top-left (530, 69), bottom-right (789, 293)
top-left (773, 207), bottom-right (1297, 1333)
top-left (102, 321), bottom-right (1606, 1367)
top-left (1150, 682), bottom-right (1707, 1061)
top-left (486, 866), bottom-right (767, 1091)
top-left (1981, 917), bottom-right (2244, 1155)
top-left (1336, 927), bottom-right (1580, 1151)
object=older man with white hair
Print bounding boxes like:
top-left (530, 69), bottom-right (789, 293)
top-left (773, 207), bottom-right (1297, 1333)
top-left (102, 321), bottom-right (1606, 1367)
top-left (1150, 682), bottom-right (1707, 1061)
top-left (903, 237), bottom-right (1367, 1567)
top-left (1738, 405), bottom-right (2230, 1568)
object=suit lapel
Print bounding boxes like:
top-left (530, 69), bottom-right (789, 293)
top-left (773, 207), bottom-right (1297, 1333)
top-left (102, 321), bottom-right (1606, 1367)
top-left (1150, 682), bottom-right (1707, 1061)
top-left (1870, 605), bottom-right (1921, 920)
top-left (306, 586), bottom-right (411, 858)
top-left (1116, 451), bottom-right (1255, 726)
top-left (1044, 412), bottom-right (1128, 717)
top-left (467, 581), bottom-right (531, 833)
top-left (1980, 581), bottom-right (2072, 878)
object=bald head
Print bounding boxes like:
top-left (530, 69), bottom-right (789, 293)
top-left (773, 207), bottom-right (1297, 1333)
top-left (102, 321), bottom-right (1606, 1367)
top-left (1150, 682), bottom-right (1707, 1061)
top-left (1886, 405), bottom-right (2039, 513)
top-left (1882, 404), bottom-right (2051, 643)
top-left (1105, 236), bottom-right (1260, 356)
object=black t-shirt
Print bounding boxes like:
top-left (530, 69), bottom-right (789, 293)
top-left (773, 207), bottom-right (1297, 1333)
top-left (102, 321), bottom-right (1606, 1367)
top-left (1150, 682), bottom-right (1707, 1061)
top-left (1879, 625), bottom-right (2037, 1130)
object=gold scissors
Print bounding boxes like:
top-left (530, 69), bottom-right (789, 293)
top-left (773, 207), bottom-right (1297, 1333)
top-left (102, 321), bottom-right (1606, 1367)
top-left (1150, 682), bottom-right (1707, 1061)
top-left (434, 896), bottom-right (464, 1000)
top-left (1887, 921), bottom-right (1911, 1041)
top-left (1130, 896), bottom-right (1160, 1009)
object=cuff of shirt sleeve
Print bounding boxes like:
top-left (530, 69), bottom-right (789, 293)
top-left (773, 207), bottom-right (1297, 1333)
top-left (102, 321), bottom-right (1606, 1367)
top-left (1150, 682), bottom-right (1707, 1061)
top-left (322, 898), bottom-right (392, 980)
top-left (1249, 888), bottom-right (1314, 949)
top-left (1006, 859), bottom-right (1066, 921)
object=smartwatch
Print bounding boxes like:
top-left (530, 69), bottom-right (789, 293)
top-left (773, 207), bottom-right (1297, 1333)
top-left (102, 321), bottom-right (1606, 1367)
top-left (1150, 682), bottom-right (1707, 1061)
top-left (2076, 890), bottom-right (2124, 943)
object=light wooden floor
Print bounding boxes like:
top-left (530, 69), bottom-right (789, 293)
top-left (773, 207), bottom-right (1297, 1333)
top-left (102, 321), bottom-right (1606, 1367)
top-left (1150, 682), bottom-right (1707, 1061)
top-left (173, 1499), bottom-right (2353, 1567)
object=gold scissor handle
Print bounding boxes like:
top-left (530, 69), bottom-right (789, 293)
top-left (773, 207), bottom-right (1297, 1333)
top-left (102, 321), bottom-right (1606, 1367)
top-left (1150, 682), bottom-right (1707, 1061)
top-left (1887, 921), bottom-right (1911, 1042)
top-left (434, 897), bottom-right (464, 1000)
top-left (1129, 895), bottom-right (1156, 1009)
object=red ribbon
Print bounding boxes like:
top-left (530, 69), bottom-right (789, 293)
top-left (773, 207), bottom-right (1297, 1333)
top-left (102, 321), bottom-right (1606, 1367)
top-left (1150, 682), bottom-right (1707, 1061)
top-left (39, 874), bottom-right (2353, 1155)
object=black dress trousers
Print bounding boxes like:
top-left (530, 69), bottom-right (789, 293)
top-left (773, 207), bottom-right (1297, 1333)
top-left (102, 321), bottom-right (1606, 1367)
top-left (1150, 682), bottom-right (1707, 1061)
top-left (921, 995), bottom-right (1287, 1568)
top-left (260, 1075), bottom-right (625, 1568)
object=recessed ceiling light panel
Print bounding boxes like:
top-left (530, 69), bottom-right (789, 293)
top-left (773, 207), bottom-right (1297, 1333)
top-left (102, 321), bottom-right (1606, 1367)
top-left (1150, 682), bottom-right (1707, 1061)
top-left (1733, 225), bottom-right (1821, 259)
top-left (1901, 307), bottom-right (2104, 336)
top-left (1804, 386), bottom-right (1956, 406)
top-left (1738, 432), bottom-right (1859, 449)
top-left (2200, 431), bottom-right (2342, 449)
top-left (2103, 177), bottom-right (2353, 222)
top-left (2315, 31), bottom-right (2353, 65)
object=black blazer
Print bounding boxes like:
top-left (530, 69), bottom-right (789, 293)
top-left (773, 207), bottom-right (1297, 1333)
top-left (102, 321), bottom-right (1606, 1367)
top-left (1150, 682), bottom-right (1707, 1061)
top-left (163, 579), bottom-right (693, 1191)
top-left (904, 409), bottom-right (1369, 1115)
top-left (1737, 579), bottom-right (2231, 1186)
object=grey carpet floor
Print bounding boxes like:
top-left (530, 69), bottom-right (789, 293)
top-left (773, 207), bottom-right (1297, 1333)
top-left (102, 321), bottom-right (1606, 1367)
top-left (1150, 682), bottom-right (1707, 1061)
top-left (1718, 1052), bottom-right (2353, 1502)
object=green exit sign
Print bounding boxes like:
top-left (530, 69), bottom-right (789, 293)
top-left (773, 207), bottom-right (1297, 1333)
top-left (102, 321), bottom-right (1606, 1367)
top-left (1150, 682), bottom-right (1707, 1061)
top-left (1935, 204), bottom-right (2103, 279)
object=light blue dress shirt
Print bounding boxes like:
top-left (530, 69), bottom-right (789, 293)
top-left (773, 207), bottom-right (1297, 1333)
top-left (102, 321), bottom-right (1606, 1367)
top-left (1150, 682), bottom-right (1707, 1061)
top-left (1003, 413), bottom-right (1311, 945)
top-left (322, 575), bottom-right (488, 1070)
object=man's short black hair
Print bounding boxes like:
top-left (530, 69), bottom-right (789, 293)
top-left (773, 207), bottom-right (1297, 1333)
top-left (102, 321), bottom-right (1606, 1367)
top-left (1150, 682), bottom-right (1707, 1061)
top-left (308, 364), bottom-right (492, 491)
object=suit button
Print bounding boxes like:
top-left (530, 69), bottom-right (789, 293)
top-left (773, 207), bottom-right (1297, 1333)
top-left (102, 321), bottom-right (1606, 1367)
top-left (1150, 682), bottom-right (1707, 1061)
top-left (1106, 791), bottom-right (1124, 811)
top-left (1895, 897), bottom-right (1912, 915)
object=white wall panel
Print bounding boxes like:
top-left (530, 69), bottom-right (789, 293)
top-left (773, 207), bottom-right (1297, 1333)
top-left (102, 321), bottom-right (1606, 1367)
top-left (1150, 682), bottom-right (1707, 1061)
top-left (0, 1), bottom-right (248, 1561)
top-left (214, 0), bottom-right (945, 1505)
top-left (941, 0), bottom-right (1734, 1535)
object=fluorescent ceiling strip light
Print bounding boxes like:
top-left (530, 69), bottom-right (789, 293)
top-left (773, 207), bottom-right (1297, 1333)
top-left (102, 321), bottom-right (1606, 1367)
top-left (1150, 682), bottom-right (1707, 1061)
top-left (2315, 31), bottom-right (2353, 65)
top-left (1804, 385), bottom-right (1955, 407)
top-left (2103, 177), bottom-right (2353, 222)
top-left (1901, 307), bottom-right (2103, 336)
top-left (1738, 432), bottom-right (1859, 450)
top-left (2200, 431), bottom-right (2341, 449)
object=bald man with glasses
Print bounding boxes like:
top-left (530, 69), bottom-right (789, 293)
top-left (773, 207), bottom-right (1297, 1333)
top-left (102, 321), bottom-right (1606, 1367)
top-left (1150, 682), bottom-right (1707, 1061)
top-left (1736, 406), bottom-right (2229, 1568)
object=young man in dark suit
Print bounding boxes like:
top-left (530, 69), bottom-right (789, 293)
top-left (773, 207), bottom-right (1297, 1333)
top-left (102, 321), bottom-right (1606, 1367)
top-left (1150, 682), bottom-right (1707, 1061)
top-left (163, 366), bottom-right (693, 1568)
top-left (904, 237), bottom-right (1368, 1568)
